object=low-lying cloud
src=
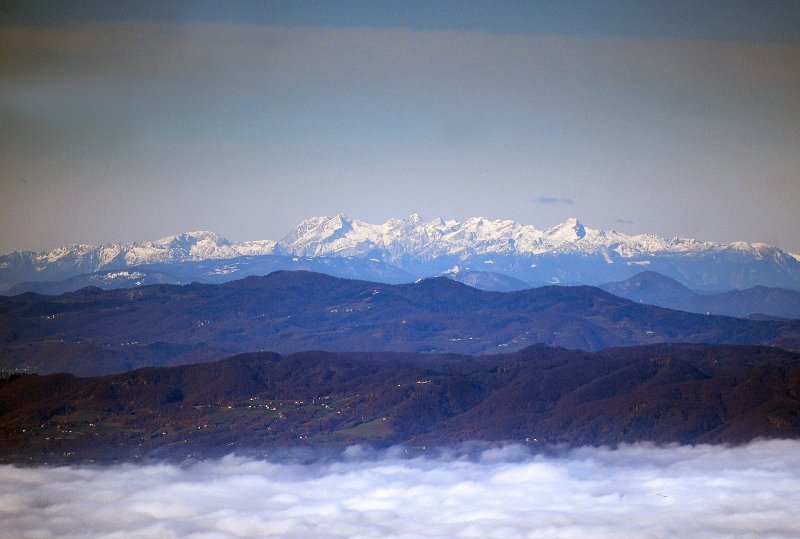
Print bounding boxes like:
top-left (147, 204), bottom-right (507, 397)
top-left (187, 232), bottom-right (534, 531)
top-left (2, 440), bottom-right (800, 538)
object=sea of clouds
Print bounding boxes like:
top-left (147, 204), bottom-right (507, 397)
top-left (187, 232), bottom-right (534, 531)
top-left (2, 440), bottom-right (799, 538)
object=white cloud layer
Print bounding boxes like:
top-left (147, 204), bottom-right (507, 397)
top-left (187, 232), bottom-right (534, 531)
top-left (2, 440), bottom-right (800, 538)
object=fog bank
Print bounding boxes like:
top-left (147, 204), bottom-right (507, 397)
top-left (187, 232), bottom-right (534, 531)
top-left (2, 440), bottom-right (799, 538)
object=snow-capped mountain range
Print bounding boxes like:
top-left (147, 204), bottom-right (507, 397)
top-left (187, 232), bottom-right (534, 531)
top-left (279, 214), bottom-right (767, 259)
top-left (2, 215), bottom-right (800, 293)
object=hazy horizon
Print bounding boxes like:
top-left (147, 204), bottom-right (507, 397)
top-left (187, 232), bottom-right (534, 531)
top-left (1, 1), bottom-right (799, 254)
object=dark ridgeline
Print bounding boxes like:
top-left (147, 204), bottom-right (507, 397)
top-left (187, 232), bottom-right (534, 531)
top-left (1, 270), bottom-right (799, 376)
top-left (1, 343), bottom-right (799, 464)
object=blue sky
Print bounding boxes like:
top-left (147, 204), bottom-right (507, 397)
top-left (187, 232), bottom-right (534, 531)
top-left (1, 1), bottom-right (799, 253)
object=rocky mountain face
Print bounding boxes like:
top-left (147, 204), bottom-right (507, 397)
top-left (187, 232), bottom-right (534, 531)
top-left (3, 215), bottom-right (800, 293)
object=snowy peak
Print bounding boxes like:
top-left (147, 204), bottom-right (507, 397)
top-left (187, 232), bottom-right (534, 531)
top-left (545, 218), bottom-right (587, 243)
top-left (280, 215), bottom-right (381, 257)
top-left (277, 216), bottom-right (624, 259)
top-left (154, 230), bottom-right (229, 248)
top-left (5, 230), bottom-right (279, 275)
top-left (122, 230), bottom-right (240, 266)
top-left (135, 231), bottom-right (236, 261)
top-left (279, 215), bottom-right (354, 251)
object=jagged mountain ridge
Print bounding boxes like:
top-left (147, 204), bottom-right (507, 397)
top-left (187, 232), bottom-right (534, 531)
top-left (282, 214), bottom-right (698, 259)
top-left (3, 215), bottom-right (800, 292)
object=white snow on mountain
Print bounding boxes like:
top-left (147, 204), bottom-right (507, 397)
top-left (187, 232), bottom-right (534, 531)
top-left (3, 216), bottom-right (797, 287)
top-left (274, 214), bottom-right (755, 261)
top-left (235, 239), bottom-right (281, 256)
top-left (43, 244), bottom-right (99, 264)
top-left (22, 231), bottom-right (278, 272)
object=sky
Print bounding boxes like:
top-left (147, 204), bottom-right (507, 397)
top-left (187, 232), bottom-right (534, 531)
top-left (3, 440), bottom-right (800, 537)
top-left (1, 1), bottom-right (799, 254)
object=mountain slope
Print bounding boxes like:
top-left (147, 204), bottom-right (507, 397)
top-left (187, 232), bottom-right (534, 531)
top-left (602, 271), bottom-right (800, 319)
top-left (1, 271), bottom-right (799, 376)
top-left (2, 255), bottom-right (414, 295)
top-left (439, 267), bottom-right (531, 292)
top-left (2, 344), bottom-right (798, 464)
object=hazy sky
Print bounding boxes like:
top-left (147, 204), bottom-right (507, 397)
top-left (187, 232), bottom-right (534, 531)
top-left (1, 1), bottom-right (799, 253)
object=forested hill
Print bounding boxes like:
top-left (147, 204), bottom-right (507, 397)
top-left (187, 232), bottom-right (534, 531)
top-left (2, 271), bottom-right (800, 376)
top-left (1, 343), bottom-right (799, 465)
